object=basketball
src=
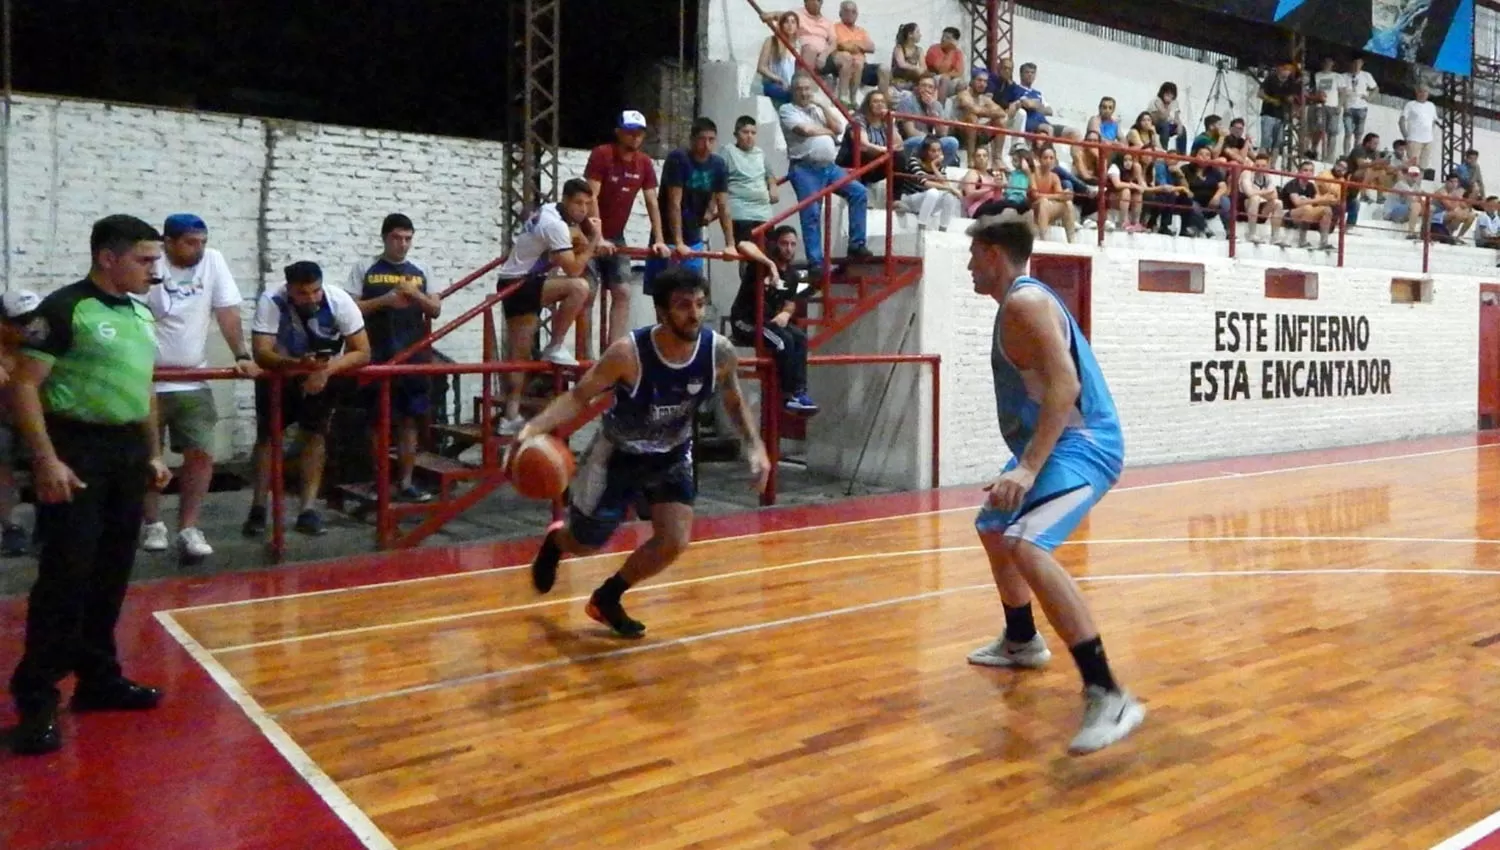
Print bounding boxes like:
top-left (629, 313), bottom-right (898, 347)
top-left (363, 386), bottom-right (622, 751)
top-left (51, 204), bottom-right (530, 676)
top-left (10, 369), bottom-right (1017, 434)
top-left (509, 434), bottom-right (576, 501)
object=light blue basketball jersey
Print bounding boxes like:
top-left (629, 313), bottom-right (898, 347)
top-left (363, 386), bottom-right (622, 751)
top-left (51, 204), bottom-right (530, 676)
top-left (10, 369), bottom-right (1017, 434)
top-left (991, 276), bottom-right (1124, 481)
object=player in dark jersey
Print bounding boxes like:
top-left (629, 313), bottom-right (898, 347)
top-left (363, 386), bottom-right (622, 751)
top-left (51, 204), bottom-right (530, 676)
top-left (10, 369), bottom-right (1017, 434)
top-left (517, 268), bottom-right (770, 637)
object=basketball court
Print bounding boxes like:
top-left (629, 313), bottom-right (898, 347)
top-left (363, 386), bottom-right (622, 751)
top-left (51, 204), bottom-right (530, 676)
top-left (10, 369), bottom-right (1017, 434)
top-left (5, 434), bottom-right (1500, 849)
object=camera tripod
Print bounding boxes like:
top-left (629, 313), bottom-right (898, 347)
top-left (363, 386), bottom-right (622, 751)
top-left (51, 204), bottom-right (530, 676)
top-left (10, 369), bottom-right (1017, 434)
top-left (1201, 60), bottom-right (1237, 122)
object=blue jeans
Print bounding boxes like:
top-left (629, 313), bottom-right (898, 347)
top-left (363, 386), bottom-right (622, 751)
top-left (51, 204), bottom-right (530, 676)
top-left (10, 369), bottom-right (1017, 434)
top-left (787, 160), bottom-right (868, 266)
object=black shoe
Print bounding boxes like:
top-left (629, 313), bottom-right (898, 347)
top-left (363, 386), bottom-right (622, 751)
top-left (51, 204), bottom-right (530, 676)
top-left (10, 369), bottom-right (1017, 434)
top-left (846, 244), bottom-right (874, 261)
top-left (10, 704), bottom-right (60, 755)
top-left (531, 523), bottom-right (564, 593)
top-left (585, 592), bottom-right (646, 638)
top-left (70, 677), bottom-right (162, 712)
top-left (242, 505), bottom-right (267, 537)
top-left (294, 509), bottom-right (326, 536)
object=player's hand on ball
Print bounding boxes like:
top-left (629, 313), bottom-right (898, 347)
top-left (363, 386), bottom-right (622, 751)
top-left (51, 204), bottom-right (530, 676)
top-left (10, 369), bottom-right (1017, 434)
top-left (748, 444), bottom-right (772, 493)
top-left (984, 465), bottom-right (1037, 512)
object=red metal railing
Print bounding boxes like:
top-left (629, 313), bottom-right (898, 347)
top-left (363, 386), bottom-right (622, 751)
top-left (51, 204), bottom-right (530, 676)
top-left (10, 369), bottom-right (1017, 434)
top-left (892, 110), bottom-right (1452, 273)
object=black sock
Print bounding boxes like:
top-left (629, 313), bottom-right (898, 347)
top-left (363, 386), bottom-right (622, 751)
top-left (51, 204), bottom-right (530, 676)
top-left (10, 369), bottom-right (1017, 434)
top-left (1002, 603), bottom-right (1037, 643)
top-left (1069, 636), bottom-right (1119, 693)
top-left (595, 574), bottom-right (631, 606)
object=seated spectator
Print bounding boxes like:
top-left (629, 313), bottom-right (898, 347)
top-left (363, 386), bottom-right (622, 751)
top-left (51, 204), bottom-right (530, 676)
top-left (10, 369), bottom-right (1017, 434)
top-left (1239, 151), bottom-right (1286, 246)
top-left (246, 261), bottom-right (371, 537)
top-left (1143, 157), bottom-right (1194, 236)
top-left (722, 116), bottom-right (779, 250)
top-left (650, 117), bottom-right (738, 292)
top-left (897, 135), bottom-right (964, 230)
top-left (493, 179), bottom-right (595, 434)
top-left (1280, 160), bottom-right (1335, 250)
top-left (953, 68), bottom-right (1007, 160)
top-left (960, 146), bottom-right (1007, 217)
top-left (733, 228), bottom-right (818, 415)
top-left (1315, 158), bottom-right (1360, 226)
top-left (1474, 197), bottom-right (1500, 248)
top-left (971, 146), bottom-right (1035, 219)
top-left (1106, 152), bottom-right (1149, 232)
top-left (0, 290), bottom-right (41, 556)
top-left (1148, 82), bottom-right (1188, 154)
top-left (890, 23), bottom-right (924, 90)
top-left (1192, 115), bottom-right (1227, 159)
top-left (1030, 147), bottom-right (1077, 242)
top-left (1183, 144), bottom-right (1230, 236)
top-left (1125, 111), bottom-right (1165, 181)
top-left (844, 89), bottom-right (904, 184)
top-left (924, 26), bottom-right (966, 99)
top-left (757, 12), bottom-right (802, 108)
top-left (830, 2), bottom-right (884, 107)
top-left (779, 74), bottom-right (872, 273)
top-left (1220, 117), bottom-right (1255, 165)
top-left (1071, 129), bottom-right (1104, 191)
top-left (1385, 165), bottom-right (1425, 233)
top-left (1085, 97), bottom-right (1121, 144)
top-left (1457, 149), bottom-right (1486, 200)
top-left (762, 0), bottom-right (836, 83)
top-left (1436, 172), bottom-right (1476, 242)
top-left (896, 74), bottom-right (960, 166)
top-left (1346, 132), bottom-right (1397, 201)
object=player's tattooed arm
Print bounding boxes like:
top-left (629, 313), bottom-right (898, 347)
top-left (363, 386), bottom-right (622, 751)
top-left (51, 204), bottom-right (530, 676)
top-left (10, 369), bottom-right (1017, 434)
top-left (715, 335), bottom-right (771, 492)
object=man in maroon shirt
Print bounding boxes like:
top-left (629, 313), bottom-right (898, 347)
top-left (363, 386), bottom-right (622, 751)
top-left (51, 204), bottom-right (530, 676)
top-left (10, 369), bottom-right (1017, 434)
top-left (584, 110), bottom-right (670, 350)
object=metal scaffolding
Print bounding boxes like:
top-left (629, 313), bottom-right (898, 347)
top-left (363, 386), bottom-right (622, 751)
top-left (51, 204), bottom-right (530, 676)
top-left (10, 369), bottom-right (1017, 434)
top-left (1441, 70), bottom-right (1476, 180)
top-left (503, 0), bottom-right (561, 255)
top-left (960, 0), bottom-right (1014, 75)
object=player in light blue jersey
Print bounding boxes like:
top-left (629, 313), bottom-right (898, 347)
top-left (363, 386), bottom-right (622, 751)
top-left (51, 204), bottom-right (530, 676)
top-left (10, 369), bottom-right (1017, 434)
top-left (516, 269), bottom-right (770, 637)
top-left (964, 211), bottom-right (1145, 755)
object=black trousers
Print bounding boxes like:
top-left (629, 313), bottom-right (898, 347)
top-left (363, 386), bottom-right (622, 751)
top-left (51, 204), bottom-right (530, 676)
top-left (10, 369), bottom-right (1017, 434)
top-left (10, 418), bottom-right (149, 711)
top-left (733, 320), bottom-right (808, 396)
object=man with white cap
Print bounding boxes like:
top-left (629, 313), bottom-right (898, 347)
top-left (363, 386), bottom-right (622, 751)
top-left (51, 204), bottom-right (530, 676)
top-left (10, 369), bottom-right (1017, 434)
top-left (139, 214), bottom-right (259, 562)
top-left (583, 110), bottom-right (670, 350)
top-left (0, 289), bottom-right (42, 556)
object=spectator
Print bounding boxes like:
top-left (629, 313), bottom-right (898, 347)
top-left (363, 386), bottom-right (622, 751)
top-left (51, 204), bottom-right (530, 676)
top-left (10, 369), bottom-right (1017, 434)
top-left (846, 89), bottom-right (903, 184)
top-left (1435, 172), bottom-right (1476, 242)
top-left (896, 74), bottom-right (960, 165)
top-left (761, 0), bottom-right (836, 83)
top-left (1340, 56), bottom-right (1378, 155)
top-left (1183, 144), bottom-right (1230, 236)
top-left (897, 135), bottom-right (964, 230)
top-left (1240, 150), bottom-right (1287, 245)
top-left (1457, 149), bottom-right (1486, 200)
top-left (1258, 64), bottom-right (1302, 166)
top-left (1280, 160), bottom-right (1335, 250)
top-left (0, 290), bottom-right (40, 556)
top-left (1106, 152), bottom-right (1150, 232)
top-left (493, 180), bottom-right (595, 434)
top-left (733, 227), bottom-right (818, 415)
top-left (1086, 97), bottom-right (1121, 144)
top-left (1346, 132), bottom-right (1397, 201)
top-left (890, 23), bottom-right (924, 90)
top-left (1030, 147), bottom-right (1077, 242)
top-left (953, 68), bottom-right (1007, 160)
top-left (1192, 114), bottom-right (1228, 160)
top-left (346, 213), bottom-right (441, 504)
top-left (1220, 117), bottom-right (1255, 165)
top-left (245, 261), bottom-right (371, 537)
top-left (1148, 82), bottom-right (1187, 154)
top-left (1004, 62), bottom-right (1075, 140)
top-left (1315, 158), bottom-right (1359, 226)
top-left (924, 26), bottom-right (966, 99)
top-left (649, 117), bottom-right (738, 294)
top-left (722, 116), bottom-right (780, 247)
top-left (1399, 83), bottom-right (1437, 177)
top-left (972, 145), bottom-right (1036, 218)
top-left (1144, 158), bottom-right (1194, 236)
top-left (1124, 111), bottom-right (1165, 181)
top-left (830, 1), bottom-right (882, 107)
top-left (585, 110), bottom-right (670, 349)
top-left (140, 214), bottom-right (258, 561)
top-left (960, 146), bottom-right (1007, 217)
top-left (757, 12), bottom-right (802, 108)
top-left (1070, 129), bottom-right (1104, 195)
top-left (1385, 164), bottom-right (1425, 232)
top-left (1473, 197), bottom-right (1500, 248)
top-left (779, 74), bottom-right (873, 273)
top-left (1308, 57), bottom-right (1344, 162)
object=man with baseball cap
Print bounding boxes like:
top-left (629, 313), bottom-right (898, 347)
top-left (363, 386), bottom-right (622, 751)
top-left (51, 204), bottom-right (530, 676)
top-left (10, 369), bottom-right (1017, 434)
top-left (0, 289), bottom-right (43, 556)
top-left (139, 214), bottom-right (260, 562)
top-left (583, 109), bottom-right (671, 351)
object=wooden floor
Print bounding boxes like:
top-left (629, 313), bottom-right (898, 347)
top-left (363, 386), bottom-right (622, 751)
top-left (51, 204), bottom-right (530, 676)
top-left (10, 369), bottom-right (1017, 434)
top-left (159, 445), bottom-right (1500, 850)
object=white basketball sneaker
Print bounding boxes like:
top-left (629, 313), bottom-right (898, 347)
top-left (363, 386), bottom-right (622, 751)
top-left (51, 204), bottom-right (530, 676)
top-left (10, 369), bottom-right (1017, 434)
top-left (1069, 685), bottom-right (1146, 755)
top-left (141, 521), bottom-right (169, 553)
top-left (966, 633), bottom-right (1052, 668)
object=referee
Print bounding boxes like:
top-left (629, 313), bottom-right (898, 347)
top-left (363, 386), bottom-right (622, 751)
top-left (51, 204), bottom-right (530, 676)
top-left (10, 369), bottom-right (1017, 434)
top-left (8, 215), bottom-right (174, 755)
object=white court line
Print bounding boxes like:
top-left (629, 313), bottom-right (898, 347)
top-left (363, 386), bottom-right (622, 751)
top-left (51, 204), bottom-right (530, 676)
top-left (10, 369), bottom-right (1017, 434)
top-left (1429, 809), bottom-right (1500, 850)
top-left (165, 440), bottom-right (1498, 615)
top-left (153, 612), bottom-right (398, 850)
top-left (270, 564), bottom-right (1500, 719)
top-left (208, 535), bottom-right (1500, 654)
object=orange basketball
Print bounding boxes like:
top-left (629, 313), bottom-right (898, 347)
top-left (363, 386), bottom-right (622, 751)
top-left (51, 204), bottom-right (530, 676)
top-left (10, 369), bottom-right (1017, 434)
top-left (509, 434), bottom-right (576, 500)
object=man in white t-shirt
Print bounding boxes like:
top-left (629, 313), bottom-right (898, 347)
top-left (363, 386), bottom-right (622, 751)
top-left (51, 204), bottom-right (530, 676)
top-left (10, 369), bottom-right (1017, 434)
top-left (245, 261), bottom-right (370, 537)
top-left (1340, 57), bottom-right (1378, 155)
top-left (140, 214), bottom-right (260, 561)
top-left (1399, 84), bottom-right (1438, 175)
top-left (1309, 57), bottom-right (1344, 163)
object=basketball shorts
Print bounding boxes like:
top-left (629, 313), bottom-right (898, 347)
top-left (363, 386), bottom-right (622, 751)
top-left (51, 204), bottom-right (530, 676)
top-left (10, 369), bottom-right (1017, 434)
top-left (974, 455), bottom-right (1116, 552)
top-left (568, 438), bottom-right (695, 547)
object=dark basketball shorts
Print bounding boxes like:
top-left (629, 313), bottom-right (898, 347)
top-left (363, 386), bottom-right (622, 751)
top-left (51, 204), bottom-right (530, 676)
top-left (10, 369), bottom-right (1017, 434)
top-left (567, 437), bottom-right (695, 548)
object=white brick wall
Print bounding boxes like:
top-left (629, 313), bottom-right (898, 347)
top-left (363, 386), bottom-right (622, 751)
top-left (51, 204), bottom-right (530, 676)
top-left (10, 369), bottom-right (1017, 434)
top-left (915, 229), bottom-right (1479, 487)
top-left (0, 95), bottom-right (662, 461)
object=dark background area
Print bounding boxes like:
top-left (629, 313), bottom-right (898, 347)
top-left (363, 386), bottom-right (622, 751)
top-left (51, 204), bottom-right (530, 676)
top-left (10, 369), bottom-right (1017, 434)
top-left (7, 0), bottom-right (696, 148)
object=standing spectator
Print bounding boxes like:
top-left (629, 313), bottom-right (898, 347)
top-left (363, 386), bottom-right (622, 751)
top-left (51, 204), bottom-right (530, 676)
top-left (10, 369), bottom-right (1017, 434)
top-left (244, 262), bottom-right (371, 538)
top-left (493, 179), bottom-right (595, 435)
top-left (0, 290), bottom-right (41, 556)
top-left (585, 110), bottom-right (670, 349)
top-left (722, 116), bottom-right (780, 247)
top-left (139, 214), bottom-right (258, 561)
top-left (1308, 57), bottom-right (1345, 162)
top-left (779, 74), bottom-right (873, 274)
top-left (1239, 151), bottom-right (1287, 245)
top-left (647, 117), bottom-right (739, 294)
top-left (757, 13), bottom-right (802, 108)
top-left (1281, 161), bottom-right (1335, 250)
top-left (1258, 64), bottom-right (1302, 166)
top-left (1399, 84), bottom-right (1438, 178)
top-left (733, 228), bottom-right (818, 414)
top-left (1341, 56), bottom-right (1378, 155)
top-left (924, 26), bottom-right (966, 99)
top-left (346, 213), bottom-right (441, 503)
top-left (830, 2), bottom-right (881, 107)
top-left (7, 214), bottom-right (174, 755)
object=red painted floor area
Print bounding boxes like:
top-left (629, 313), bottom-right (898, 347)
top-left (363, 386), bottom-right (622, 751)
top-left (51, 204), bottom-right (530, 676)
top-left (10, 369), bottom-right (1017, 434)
top-left (1, 433), bottom-right (1498, 850)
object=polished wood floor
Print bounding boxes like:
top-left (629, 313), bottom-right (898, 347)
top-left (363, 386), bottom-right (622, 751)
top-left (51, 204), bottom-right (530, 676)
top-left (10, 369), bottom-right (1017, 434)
top-left (163, 446), bottom-right (1500, 850)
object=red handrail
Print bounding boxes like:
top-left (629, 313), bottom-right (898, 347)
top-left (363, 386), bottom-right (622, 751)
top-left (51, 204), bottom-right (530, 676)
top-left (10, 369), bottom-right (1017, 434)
top-left (438, 256), bottom-right (506, 300)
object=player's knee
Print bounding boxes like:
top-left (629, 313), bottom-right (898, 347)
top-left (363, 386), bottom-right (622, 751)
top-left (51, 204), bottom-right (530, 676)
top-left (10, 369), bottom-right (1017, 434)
top-left (655, 531), bottom-right (691, 562)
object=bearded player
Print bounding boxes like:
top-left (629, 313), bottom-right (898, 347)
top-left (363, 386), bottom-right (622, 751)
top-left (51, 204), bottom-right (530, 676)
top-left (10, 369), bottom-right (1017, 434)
top-left (518, 267), bottom-right (771, 637)
top-left (963, 211), bottom-right (1146, 754)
